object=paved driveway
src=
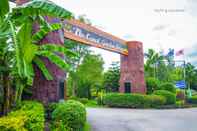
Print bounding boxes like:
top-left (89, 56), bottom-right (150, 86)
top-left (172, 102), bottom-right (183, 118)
top-left (87, 108), bottom-right (197, 131)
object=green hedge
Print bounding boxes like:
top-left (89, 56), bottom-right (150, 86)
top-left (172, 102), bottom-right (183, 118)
top-left (51, 100), bottom-right (86, 131)
top-left (0, 101), bottom-right (44, 131)
top-left (187, 96), bottom-right (197, 104)
top-left (159, 83), bottom-right (176, 93)
top-left (103, 93), bottom-right (166, 108)
top-left (153, 90), bottom-right (176, 105)
top-left (146, 95), bottom-right (166, 107)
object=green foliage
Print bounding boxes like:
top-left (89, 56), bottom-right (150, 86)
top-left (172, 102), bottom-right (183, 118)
top-left (175, 100), bottom-right (185, 108)
top-left (0, 101), bottom-right (44, 131)
top-left (0, 114), bottom-right (27, 131)
top-left (176, 89), bottom-right (185, 101)
top-left (12, 0), bottom-right (73, 19)
top-left (146, 95), bottom-right (166, 107)
top-left (14, 101), bottom-right (45, 130)
top-left (146, 77), bottom-right (160, 94)
top-left (0, 0), bottom-right (76, 114)
top-left (185, 63), bottom-right (197, 91)
top-left (159, 82), bottom-right (176, 93)
top-left (69, 97), bottom-right (89, 105)
top-left (103, 62), bottom-right (120, 92)
top-left (32, 23), bottom-right (62, 43)
top-left (0, 0), bottom-right (9, 18)
top-left (187, 96), bottom-right (197, 104)
top-left (51, 100), bottom-right (86, 131)
top-left (75, 54), bottom-right (104, 98)
top-left (153, 90), bottom-right (176, 105)
top-left (103, 93), bottom-right (166, 108)
top-left (144, 49), bottom-right (164, 78)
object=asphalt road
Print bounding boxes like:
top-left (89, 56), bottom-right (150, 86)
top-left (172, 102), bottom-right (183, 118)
top-left (87, 108), bottom-right (197, 131)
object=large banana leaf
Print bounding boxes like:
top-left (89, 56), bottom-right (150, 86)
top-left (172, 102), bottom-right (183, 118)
top-left (32, 23), bottom-right (62, 43)
top-left (9, 20), bottom-right (24, 77)
top-left (36, 51), bottom-right (70, 72)
top-left (0, 0), bottom-right (9, 18)
top-left (40, 44), bottom-right (76, 57)
top-left (33, 56), bottom-right (53, 80)
top-left (12, 0), bottom-right (72, 19)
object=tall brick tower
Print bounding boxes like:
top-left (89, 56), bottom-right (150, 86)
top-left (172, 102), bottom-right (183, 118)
top-left (119, 41), bottom-right (146, 94)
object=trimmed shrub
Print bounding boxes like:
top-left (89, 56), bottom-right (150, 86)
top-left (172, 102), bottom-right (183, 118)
top-left (103, 93), bottom-right (166, 108)
top-left (0, 101), bottom-right (44, 131)
top-left (146, 77), bottom-right (160, 94)
top-left (159, 83), bottom-right (176, 93)
top-left (187, 95), bottom-right (197, 104)
top-left (52, 100), bottom-right (86, 131)
top-left (146, 95), bottom-right (166, 107)
top-left (153, 90), bottom-right (176, 105)
top-left (176, 89), bottom-right (185, 101)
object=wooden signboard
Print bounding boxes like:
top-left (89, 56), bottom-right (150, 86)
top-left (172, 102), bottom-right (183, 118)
top-left (64, 19), bottom-right (128, 55)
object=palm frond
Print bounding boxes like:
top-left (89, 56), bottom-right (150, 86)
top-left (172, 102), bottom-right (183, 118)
top-left (12, 0), bottom-right (73, 19)
top-left (33, 56), bottom-right (53, 80)
top-left (32, 23), bottom-right (62, 43)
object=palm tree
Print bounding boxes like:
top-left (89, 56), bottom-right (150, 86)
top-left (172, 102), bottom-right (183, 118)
top-left (0, 0), bottom-right (75, 114)
top-left (144, 49), bottom-right (164, 77)
top-left (185, 63), bottom-right (197, 90)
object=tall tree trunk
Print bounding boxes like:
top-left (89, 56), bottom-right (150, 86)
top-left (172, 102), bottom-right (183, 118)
top-left (2, 73), bottom-right (11, 115)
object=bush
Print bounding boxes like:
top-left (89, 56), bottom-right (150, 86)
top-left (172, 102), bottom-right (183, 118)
top-left (0, 114), bottom-right (27, 131)
top-left (153, 90), bottom-right (176, 105)
top-left (159, 83), bottom-right (176, 93)
top-left (176, 89), bottom-right (185, 101)
top-left (146, 95), bottom-right (166, 107)
top-left (0, 101), bottom-right (44, 131)
top-left (146, 77), bottom-right (160, 94)
top-left (52, 100), bottom-right (86, 131)
top-left (103, 93), bottom-right (166, 108)
top-left (187, 95), bottom-right (197, 104)
top-left (176, 100), bottom-right (185, 108)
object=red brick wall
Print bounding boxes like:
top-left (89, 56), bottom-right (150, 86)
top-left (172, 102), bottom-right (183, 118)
top-left (119, 41), bottom-right (146, 94)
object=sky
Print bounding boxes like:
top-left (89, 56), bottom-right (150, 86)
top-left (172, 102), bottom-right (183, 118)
top-left (12, 0), bottom-right (197, 69)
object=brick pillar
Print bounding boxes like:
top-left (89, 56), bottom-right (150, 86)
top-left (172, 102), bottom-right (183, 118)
top-left (17, 0), bottom-right (66, 105)
top-left (119, 41), bottom-right (146, 94)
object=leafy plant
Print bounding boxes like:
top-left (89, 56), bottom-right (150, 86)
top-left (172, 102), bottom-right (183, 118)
top-left (0, 0), bottom-right (75, 114)
top-left (159, 82), bottom-right (176, 93)
top-left (103, 62), bottom-right (120, 92)
top-left (0, 101), bottom-right (44, 131)
top-left (146, 77), bottom-right (160, 94)
top-left (153, 90), bottom-right (176, 105)
top-left (51, 100), bottom-right (86, 131)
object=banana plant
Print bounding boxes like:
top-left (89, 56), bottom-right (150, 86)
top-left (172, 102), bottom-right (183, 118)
top-left (0, 0), bottom-right (76, 113)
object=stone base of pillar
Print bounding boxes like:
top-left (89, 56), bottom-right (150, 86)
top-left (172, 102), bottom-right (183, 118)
top-left (119, 41), bottom-right (146, 94)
